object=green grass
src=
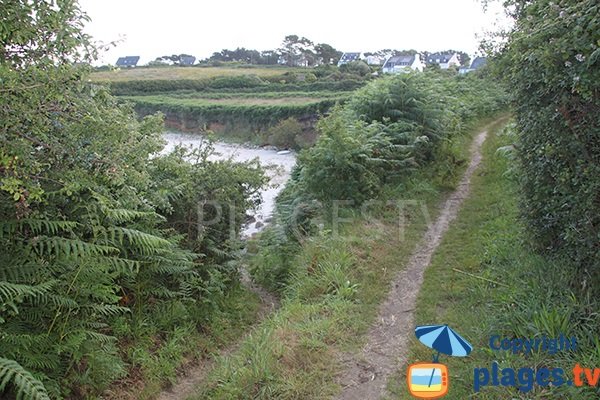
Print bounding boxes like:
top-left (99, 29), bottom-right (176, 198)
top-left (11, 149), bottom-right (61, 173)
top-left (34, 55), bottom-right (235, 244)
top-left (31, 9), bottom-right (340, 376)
top-left (91, 66), bottom-right (305, 82)
top-left (386, 121), bottom-right (600, 399)
top-left (104, 284), bottom-right (262, 399)
top-left (182, 118), bottom-right (507, 399)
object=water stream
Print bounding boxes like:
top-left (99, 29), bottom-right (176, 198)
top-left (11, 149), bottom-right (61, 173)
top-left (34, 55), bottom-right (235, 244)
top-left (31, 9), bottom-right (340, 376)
top-left (162, 132), bottom-right (296, 237)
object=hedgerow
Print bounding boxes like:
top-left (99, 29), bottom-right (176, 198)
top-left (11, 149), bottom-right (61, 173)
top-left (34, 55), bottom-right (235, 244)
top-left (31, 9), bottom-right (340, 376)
top-left (496, 0), bottom-right (600, 270)
top-left (297, 72), bottom-right (508, 203)
top-left (103, 78), bottom-right (365, 96)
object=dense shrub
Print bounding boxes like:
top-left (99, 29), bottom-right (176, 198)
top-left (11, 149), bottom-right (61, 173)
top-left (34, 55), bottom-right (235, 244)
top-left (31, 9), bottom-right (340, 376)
top-left (0, 2), bottom-right (266, 398)
top-left (264, 117), bottom-right (304, 149)
top-left (295, 72), bottom-right (507, 204)
top-left (339, 60), bottom-right (371, 77)
top-left (149, 144), bottom-right (266, 260)
top-left (496, 0), bottom-right (600, 270)
top-left (251, 71), bottom-right (507, 290)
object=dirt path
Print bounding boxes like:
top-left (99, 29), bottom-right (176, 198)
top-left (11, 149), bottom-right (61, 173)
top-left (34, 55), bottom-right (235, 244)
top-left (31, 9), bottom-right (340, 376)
top-left (335, 121), bottom-right (501, 400)
top-left (156, 265), bottom-right (279, 400)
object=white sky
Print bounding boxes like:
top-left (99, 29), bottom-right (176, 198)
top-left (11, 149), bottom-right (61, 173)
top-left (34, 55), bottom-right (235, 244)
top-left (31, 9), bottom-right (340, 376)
top-left (79, 0), bottom-right (507, 65)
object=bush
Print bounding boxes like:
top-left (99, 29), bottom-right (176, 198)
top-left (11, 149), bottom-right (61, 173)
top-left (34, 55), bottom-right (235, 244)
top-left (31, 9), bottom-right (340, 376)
top-left (265, 117), bottom-right (304, 149)
top-left (294, 72), bottom-right (507, 204)
top-left (105, 78), bottom-right (366, 96)
top-left (497, 0), bottom-right (600, 270)
top-left (0, 2), bottom-right (269, 398)
top-left (339, 60), bottom-right (371, 77)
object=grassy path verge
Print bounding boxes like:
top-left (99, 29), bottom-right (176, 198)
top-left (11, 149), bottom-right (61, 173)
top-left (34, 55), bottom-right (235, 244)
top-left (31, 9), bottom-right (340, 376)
top-left (335, 118), bottom-right (509, 400)
top-left (386, 121), bottom-right (599, 399)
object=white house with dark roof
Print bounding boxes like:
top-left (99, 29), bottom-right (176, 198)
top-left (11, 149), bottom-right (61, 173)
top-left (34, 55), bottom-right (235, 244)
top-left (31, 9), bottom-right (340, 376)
top-left (381, 54), bottom-right (424, 73)
top-left (365, 55), bottom-right (385, 66)
top-left (426, 52), bottom-right (460, 69)
top-left (337, 52), bottom-right (362, 66)
top-left (115, 56), bottom-right (140, 67)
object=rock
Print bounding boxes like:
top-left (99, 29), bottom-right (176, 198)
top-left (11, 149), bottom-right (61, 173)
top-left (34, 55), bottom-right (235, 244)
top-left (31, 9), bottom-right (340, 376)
top-left (255, 221), bottom-right (264, 229)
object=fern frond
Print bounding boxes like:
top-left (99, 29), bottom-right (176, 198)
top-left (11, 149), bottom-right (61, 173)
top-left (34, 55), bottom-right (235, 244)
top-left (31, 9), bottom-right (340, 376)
top-left (0, 280), bottom-right (56, 304)
top-left (0, 357), bottom-right (50, 400)
top-left (0, 219), bottom-right (78, 239)
top-left (84, 304), bottom-right (129, 317)
top-left (105, 257), bottom-right (141, 274)
top-left (30, 237), bottom-right (119, 259)
top-left (102, 208), bottom-right (163, 224)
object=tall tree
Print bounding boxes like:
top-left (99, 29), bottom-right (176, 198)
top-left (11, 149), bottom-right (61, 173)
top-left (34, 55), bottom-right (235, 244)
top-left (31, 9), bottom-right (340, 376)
top-left (315, 43), bottom-right (342, 65)
top-left (278, 35), bottom-right (315, 66)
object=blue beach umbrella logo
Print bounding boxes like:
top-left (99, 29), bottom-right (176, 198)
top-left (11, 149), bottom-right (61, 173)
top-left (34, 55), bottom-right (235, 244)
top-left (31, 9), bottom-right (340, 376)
top-left (415, 324), bottom-right (473, 362)
top-left (407, 325), bottom-right (473, 398)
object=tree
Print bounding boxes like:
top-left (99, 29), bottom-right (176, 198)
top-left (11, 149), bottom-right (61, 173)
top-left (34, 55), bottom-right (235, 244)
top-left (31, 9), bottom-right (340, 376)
top-left (277, 34), bottom-right (315, 66)
top-left (154, 53), bottom-right (196, 65)
top-left (315, 43), bottom-right (342, 65)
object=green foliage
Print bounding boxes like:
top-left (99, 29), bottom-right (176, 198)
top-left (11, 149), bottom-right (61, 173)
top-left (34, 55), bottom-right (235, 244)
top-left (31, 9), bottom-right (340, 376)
top-left (1, 1), bottom-right (268, 398)
top-left (0, 358), bottom-right (50, 400)
top-left (295, 72), bottom-right (507, 204)
top-left (251, 72), bottom-right (507, 290)
top-left (104, 78), bottom-right (365, 96)
top-left (339, 60), bottom-right (371, 77)
top-left (149, 143), bottom-right (267, 260)
top-left (298, 108), bottom-right (386, 203)
top-left (264, 117), bottom-right (304, 149)
top-left (496, 0), bottom-right (600, 270)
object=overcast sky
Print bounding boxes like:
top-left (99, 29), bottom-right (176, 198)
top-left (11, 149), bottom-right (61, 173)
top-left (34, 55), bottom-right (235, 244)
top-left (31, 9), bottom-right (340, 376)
top-left (79, 0), bottom-right (507, 65)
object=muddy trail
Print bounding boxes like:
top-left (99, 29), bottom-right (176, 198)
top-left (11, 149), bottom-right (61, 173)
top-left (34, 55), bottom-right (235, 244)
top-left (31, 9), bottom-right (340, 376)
top-left (156, 265), bottom-right (279, 400)
top-left (335, 120), bottom-right (505, 400)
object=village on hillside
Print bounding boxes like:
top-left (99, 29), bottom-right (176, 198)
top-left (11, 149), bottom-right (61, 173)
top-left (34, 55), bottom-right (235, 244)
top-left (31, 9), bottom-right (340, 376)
top-left (112, 36), bottom-right (488, 75)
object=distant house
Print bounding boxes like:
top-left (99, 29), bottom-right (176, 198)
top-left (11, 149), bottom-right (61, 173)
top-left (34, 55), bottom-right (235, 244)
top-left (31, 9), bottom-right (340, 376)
top-left (180, 55), bottom-right (196, 66)
top-left (426, 52), bottom-right (460, 69)
top-left (382, 54), bottom-right (424, 73)
top-left (459, 56), bottom-right (487, 74)
top-left (365, 55), bottom-right (385, 66)
top-left (337, 52), bottom-right (362, 66)
top-left (116, 56), bottom-right (140, 67)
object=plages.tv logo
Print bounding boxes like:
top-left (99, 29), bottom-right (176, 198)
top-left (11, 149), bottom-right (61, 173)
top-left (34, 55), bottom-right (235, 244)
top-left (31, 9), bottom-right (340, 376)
top-left (407, 324), bottom-right (473, 399)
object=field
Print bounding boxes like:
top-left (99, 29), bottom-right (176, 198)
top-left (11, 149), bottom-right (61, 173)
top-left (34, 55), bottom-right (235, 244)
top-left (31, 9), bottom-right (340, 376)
top-left (90, 66), bottom-right (306, 82)
top-left (91, 66), bottom-right (366, 145)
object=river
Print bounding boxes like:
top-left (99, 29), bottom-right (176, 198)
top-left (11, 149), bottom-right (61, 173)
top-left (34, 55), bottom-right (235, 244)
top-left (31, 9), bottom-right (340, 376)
top-left (162, 132), bottom-right (297, 237)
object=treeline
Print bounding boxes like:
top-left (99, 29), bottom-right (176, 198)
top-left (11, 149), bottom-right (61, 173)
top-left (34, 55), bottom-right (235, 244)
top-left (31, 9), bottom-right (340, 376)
top-left (251, 71), bottom-right (508, 289)
top-left (0, 2), bottom-right (268, 399)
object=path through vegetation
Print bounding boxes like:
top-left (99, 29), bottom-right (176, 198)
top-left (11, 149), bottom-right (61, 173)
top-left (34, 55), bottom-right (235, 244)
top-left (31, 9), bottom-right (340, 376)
top-left (335, 120), bottom-right (505, 400)
top-left (157, 265), bottom-right (279, 400)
